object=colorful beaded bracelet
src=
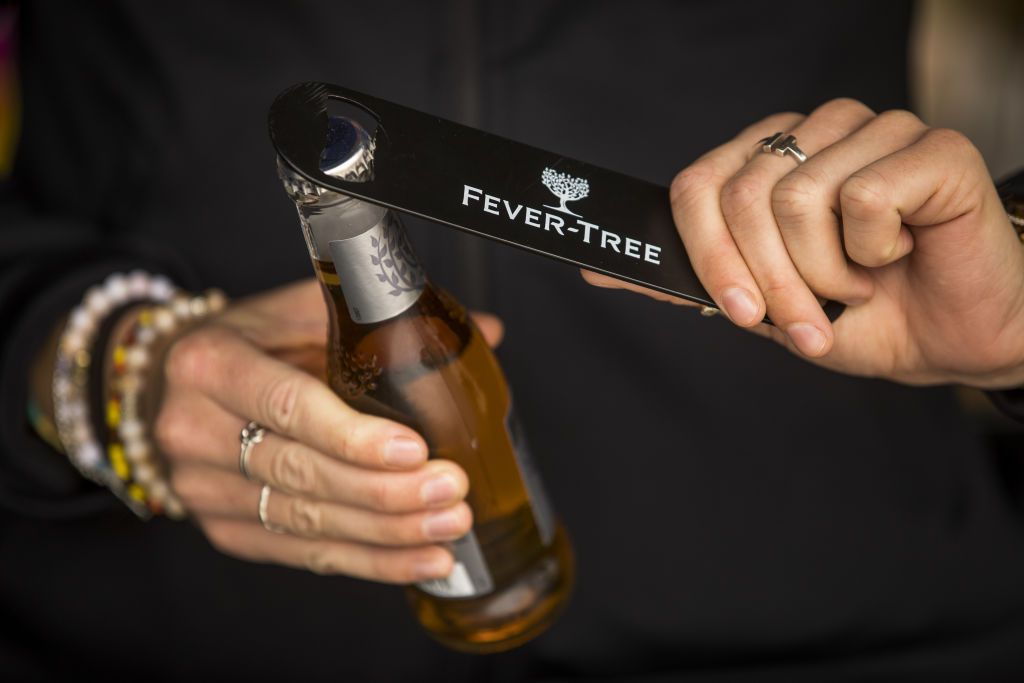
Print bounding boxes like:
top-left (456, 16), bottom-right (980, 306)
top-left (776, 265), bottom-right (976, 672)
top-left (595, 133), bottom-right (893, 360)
top-left (105, 290), bottom-right (227, 518)
top-left (52, 271), bottom-right (176, 516)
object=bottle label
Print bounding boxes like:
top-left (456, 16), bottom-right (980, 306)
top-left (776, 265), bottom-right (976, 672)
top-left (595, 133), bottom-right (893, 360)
top-left (506, 404), bottom-right (556, 547)
top-left (417, 531), bottom-right (494, 599)
top-left (328, 215), bottom-right (425, 324)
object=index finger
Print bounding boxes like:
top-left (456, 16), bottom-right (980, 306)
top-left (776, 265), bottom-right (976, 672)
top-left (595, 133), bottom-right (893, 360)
top-left (668, 112), bottom-right (805, 327)
top-left (165, 326), bottom-right (428, 470)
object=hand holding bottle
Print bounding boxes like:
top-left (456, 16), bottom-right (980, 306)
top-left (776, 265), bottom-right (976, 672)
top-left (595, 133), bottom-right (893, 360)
top-left (153, 278), bottom-right (504, 583)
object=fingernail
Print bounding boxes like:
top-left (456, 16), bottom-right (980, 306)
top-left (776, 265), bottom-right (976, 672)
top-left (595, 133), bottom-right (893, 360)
top-left (383, 436), bottom-right (426, 467)
top-left (421, 474), bottom-right (458, 506)
top-left (787, 323), bottom-right (828, 356)
top-left (414, 556), bottom-right (451, 581)
top-left (722, 287), bottom-right (759, 325)
top-left (422, 510), bottom-right (464, 540)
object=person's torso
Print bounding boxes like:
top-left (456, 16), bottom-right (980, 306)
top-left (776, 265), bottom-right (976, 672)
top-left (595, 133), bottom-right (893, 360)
top-left (11, 1), bottom-right (1024, 680)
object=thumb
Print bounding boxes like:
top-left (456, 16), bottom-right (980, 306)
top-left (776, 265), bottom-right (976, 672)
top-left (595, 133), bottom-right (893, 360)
top-left (839, 128), bottom-right (992, 269)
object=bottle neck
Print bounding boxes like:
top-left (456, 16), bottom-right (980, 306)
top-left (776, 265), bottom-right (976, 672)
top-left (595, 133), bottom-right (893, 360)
top-left (290, 189), bottom-right (425, 326)
top-left (324, 210), bottom-right (426, 325)
top-left (296, 188), bottom-right (387, 259)
top-left (277, 156), bottom-right (387, 261)
top-left (278, 156), bottom-right (427, 325)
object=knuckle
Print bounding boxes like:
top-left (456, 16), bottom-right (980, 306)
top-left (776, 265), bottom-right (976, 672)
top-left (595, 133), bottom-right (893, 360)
top-left (368, 476), bottom-right (399, 512)
top-left (795, 263), bottom-right (853, 302)
top-left (261, 375), bottom-right (304, 432)
top-left (925, 127), bottom-right (977, 158)
top-left (168, 469), bottom-right (202, 509)
top-left (196, 524), bottom-right (227, 557)
top-left (758, 278), bottom-right (804, 308)
top-left (167, 469), bottom-right (187, 497)
top-left (847, 244), bottom-right (892, 269)
top-left (805, 99), bottom-right (875, 142)
top-left (153, 406), bottom-right (187, 457)
top-left (288, 497), bottom-right (323, 537)
top-left (840, 170), bottom-right (890, 221)
top-left (817, 97), bottom-right (874, 118)
top-left (876, 108), bottom-right (923, 130)
top-left (843, 246), bottom-right (874, 268)
top-left (163, 329), bottom-right (219, 387)
top-left (670, 163), bottom-right (716, 207)
top-left (695, 234), bottom-right (742, 284)
top-left (305, 546), bottom-right (342, 575)
top-left (771, 170), bottom-right (821, 221)
top-left (842, 227), bottom-right (892, 267)
top-left (200, 520), bottom-right (235, 555)
top-left (271, 444), bottom-right (317, 494)
top-left (329, 419), bottom-right (361, 462)
top-left (720, 172), bottom-right (766, 221)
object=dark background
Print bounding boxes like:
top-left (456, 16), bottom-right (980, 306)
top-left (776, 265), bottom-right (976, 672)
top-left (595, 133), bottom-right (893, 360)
top-left (1, 2), bottom-right (1024, 681)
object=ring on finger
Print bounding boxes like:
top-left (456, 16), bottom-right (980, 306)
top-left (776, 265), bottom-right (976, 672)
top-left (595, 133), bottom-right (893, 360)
top-left (758, 132), bottom-right (807, 164)
top-left (239, 420), bottom-right (266, 481)
top-left (258, 484), bottom-right (288, 534)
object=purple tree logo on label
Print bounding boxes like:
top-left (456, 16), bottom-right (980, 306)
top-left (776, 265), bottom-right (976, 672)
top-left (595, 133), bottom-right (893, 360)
top-left (541, 168), bottom-right (589, 217)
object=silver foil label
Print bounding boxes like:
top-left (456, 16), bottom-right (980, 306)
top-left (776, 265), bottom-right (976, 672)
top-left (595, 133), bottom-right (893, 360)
top-left (417, 531), bottom-right (494, 598)
top-left (506, 403), bottom-right (556, 547)
top-left (328, 215), bottom-right (425, 324)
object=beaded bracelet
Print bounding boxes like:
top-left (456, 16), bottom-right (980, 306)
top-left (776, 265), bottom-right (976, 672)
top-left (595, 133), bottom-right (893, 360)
top-left (105, 305), bottom-right (178, 518)
top-left (52, 271), bottom-right (176, 516)
top-left (105, 306), bottom-right (167, 517)
top-left (105, 290), bottom-right (227, 519)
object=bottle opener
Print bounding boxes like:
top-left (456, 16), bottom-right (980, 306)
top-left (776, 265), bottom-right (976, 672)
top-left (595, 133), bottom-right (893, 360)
top-left (269, 82), bottom-right (844, 323)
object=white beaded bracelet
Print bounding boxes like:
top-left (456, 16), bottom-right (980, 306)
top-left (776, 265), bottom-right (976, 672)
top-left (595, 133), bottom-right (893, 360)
top-left (52, 271), bottom-right (177, 516)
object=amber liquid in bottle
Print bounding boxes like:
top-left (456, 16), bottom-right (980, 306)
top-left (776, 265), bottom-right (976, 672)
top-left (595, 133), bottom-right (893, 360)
top-left (313, 254), bottom-right (573, 652)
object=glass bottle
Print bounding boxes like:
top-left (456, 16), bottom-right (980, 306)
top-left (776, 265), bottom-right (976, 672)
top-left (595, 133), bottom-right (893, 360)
top-left (277, 116), bottom-right (574, 653)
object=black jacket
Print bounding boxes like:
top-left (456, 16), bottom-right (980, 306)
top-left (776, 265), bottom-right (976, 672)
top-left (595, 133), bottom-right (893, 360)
top-left (3, 1), bottom-right (1024, 680)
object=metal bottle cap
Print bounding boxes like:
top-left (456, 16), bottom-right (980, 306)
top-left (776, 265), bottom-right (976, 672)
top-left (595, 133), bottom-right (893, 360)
top-left (277, 116), bottom-right (375, 200)
top-left (319, 116), bottom-right (375, 182)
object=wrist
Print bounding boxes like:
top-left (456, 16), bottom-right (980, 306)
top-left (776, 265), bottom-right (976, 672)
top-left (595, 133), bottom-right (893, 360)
top-left (950, 317), bottom-right (1024, 390)
top-left (43, 272), bottom-right (227, 519)
top-left (976, 168), bottom-right (1024, 390)
top-left (951, 167), bottom-right (1024, 391)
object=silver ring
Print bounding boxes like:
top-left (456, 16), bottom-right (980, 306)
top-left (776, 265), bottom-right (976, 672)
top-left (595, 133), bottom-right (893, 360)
top-left (758, 132), bottom-right (807, 164)
top-left (258, 484), bottom-right (287, 534)
top-left (239, 420), bottom-right (266, 480)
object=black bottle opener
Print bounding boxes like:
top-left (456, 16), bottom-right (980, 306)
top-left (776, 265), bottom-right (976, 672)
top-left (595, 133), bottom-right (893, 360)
top-left (269, 82), bottom-right (844, 323)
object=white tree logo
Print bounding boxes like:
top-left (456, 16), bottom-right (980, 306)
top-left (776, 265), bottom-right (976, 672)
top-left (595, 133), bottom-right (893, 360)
top-left (541, 167), bottom-right (589, 217)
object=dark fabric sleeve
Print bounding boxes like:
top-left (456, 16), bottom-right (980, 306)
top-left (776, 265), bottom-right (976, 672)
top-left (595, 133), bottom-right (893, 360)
top-left (986, 388), bottom-right (1024, 424)
top-left (0, 4), bottom-right (204, 519)
top-left (0, 204), bottom-right (198, 518)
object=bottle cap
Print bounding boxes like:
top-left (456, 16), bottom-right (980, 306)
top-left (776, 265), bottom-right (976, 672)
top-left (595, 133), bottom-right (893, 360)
top-left (277, 116), bottom-right (375, 201)
top-left (319, 116), bottom-right (375, 182)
